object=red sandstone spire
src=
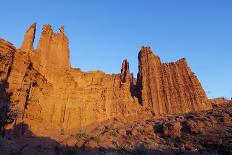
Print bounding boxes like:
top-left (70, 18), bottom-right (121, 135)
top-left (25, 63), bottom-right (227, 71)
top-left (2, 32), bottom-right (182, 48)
top-left (20, 23), bottom-right (36, 52)
top-left (121, 59), bottom-right (130, 83)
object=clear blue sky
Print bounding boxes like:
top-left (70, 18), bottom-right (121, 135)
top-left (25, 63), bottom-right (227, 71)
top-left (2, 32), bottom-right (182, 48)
top-left (0, 0), bottom-right (231, 99)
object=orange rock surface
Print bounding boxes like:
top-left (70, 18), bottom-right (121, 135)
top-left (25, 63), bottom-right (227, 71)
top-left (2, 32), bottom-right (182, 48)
top-left (0, 24), bottom-right (212, 133)
top-left (137, 47), bottom-right (211, 115)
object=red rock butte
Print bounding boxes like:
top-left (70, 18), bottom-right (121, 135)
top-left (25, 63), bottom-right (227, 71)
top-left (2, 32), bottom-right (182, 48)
top-left (0, 23), bottom-right (212, 133)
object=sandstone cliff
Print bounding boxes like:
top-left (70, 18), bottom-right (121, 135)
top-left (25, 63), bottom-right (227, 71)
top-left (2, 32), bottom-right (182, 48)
top-left (0, 39), bottom-right (16, 126)
top-left (0, 24), bottom-right (211, 134)
top-left (137, 47), bottom-right (210, 115)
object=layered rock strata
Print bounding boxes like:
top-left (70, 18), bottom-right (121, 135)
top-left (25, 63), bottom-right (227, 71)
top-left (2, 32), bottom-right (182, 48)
top-left (0, 24), bottom-right (211, 133)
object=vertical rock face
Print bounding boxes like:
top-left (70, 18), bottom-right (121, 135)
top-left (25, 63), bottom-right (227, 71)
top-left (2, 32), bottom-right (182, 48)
top-left (0, 39), bottom-right (16, 113)
top-left (137, 47), bottom-right (163, 111)
top-left (0, 24), bottom-right (212, 135)
top-left (20, 23), bottom-right (36, 52)
top-left (121, 59), bottom-right (130, 83)
top-left (0, 39), bottom-right (15, 85)
top-left (137, 47), bottom-right (210, 115)
top-left (33, 24), bottom-right (70, 79)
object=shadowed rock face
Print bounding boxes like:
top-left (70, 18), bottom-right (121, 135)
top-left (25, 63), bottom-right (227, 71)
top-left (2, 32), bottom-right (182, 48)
top-left (0, 24), bottom-right (211, 134)
top-left (121, 59), bottom-right (130, 83)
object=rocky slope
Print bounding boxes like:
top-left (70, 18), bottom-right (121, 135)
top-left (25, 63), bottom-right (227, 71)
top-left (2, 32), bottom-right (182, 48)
top-left (1, 101), bottom-right (231, 155)
top-left (1, 23), bottom-right (212, 136)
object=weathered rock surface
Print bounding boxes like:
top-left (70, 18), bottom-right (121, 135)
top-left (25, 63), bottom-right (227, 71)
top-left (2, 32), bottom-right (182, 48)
top-left (20, 23), bottom-right (36, 52)
top-left (137, 47), bottom-right (211, 115)
top-left (1, 101), bottom-right (231, 155)
top-left (0, 24), bottom-right (213, 134)
top-left (0, 39), bottom-right (16, 126)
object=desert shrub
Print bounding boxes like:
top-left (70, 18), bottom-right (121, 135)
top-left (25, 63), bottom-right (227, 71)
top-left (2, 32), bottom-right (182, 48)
top-left (198, 118), bottom-right (207, 122)
top-left (94, 136), bottom-right (101, 144)
top-left (144, 140), bottom-right (155, 147)
top-left (195, 141), bottom-right (205, 150)
top-left (60, 128), bottom-right (65, 135)
top-left (116, 144), bottom-right (127, 152)
top-left (125, 134), bottom-right (132, 141)
top-left (112, 141), bottom-right (118, 147)
top-left (75, 131), bottom-right (89, 140)
top-left (137, 129), bottom-right (145, 135)
top-left (112, 141), bottom-right (127, 152)
top-left (109, 130), bottom-right (118, 137)
top-left (180, 133), bottom-right (189, 142)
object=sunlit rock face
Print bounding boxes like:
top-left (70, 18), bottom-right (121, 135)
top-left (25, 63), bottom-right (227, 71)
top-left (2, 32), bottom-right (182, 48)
top-left (137, 47), bottom-right (210, 115)
top-left (0, 24), bottom-right (211, 134)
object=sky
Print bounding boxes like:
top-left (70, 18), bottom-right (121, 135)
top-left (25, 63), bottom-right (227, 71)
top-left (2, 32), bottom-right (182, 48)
top-left (0, 0), bottom-right (231, 99)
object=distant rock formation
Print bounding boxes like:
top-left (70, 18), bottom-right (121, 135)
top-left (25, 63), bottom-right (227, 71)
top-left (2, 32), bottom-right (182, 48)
top-left (0, 24), bottom-right (212, 134)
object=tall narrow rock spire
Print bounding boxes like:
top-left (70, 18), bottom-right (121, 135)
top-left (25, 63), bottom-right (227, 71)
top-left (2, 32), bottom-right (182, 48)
top-left (59, 25), bottom-right (65, 33)
top-left (121, 59), bottom-right (130, 83)
top-left (20, 23), bottom-right (36, 52)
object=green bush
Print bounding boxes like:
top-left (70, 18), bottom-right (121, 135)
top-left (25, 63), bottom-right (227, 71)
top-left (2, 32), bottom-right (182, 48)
top-left (180, 133), bottom-right (189, 142)
top-left (60, 128), bottom-right (65, 135)
top-left (94, 136), bottom-right (101, 144)
top-left (144, 140), bottom-right (155, 147)
top-left (109, 130), bottom-right (118, 137)
top-left (76, 131), bottom-right (89, 139)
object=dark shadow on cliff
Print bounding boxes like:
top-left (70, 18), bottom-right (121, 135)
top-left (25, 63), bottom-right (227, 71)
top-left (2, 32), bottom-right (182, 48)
top-left (0, 53), bottom-right (17, 134)
top-left (0, 80), bottom-right (15, 136)
top-left (130, 81), bottom-right (138, 99)
top-left (0, 123), bottom-right (60, 155)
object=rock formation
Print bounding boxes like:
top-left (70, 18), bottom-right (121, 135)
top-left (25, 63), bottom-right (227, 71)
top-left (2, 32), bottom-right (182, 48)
top-left (0, 24), bottom-right (212, 134)
top-left (137, 47), bottom-right (210, 115)
top-left (120, 59), bottom-right (130, 83)
top-left (0, 39), bottom-right (16, 127)
top-left (20, 23), bottom-right (36, 52)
